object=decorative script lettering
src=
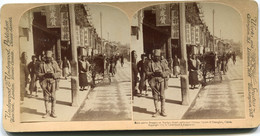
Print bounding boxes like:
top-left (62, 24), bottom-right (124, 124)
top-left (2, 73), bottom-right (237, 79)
top-left (3, 17), bottom-right (15, 123)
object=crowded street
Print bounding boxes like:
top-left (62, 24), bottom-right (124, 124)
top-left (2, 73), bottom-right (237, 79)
top-left (182, 58), bottom-right (244, 119)
top-left (71, 60), bottom-right (132, 121)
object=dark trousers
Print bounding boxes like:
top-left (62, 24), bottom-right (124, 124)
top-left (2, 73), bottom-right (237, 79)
top-left (138, 73), bottom-right (146, 94)
top-left (149, 78), bottom-right (165, 112)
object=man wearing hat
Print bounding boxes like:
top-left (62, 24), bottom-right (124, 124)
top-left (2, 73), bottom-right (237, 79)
top-left (36, 50), bottom-right (61, 118)
top-left (145, 49), bottom-right (171, 117)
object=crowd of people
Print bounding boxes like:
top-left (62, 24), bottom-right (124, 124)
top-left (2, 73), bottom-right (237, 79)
top-left (20, 50), bottom-right (125, 118)
top-left (131, 49), bottom-right (237, 118)
top-left (131, 49), bottom-right (171, 117)
top-left (20, 51), bottom-right (61, 118)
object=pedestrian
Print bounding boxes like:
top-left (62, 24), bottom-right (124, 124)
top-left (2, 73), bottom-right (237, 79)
top-left (232, 52), bottom-right (236, 65)
top-left (110, 55), bottom-right (116, 76)
top-left (173, 55), bottom-right (180, 78)
top-left (61, 56), bottom-right (71, 79)
top-left (36, 50), bottom-right (61, 118)
top-left (145, 49), bottom-right (170, 117)
top-left (20, 52), bottom-right (29, 103)
top-left (120, 55), bottom-right (124, 67)
top-left (188, 54), bottom-right (199, 89)
top-left (137, 54), bottom-right (147, 96)
top-left (27, 55), bottom-right (38, 97)
top-left (221, 53), bottom-right (227, 75)
top-left (78, 56), bottom-right (89, 91)
top-left (131, 50), bottom-right (139, 99)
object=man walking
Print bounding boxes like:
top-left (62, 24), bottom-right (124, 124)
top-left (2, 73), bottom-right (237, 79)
top-left (28, 55), bottom-right (39, 97)
top-left (37, 50), bottom-right (61, 118)
top-left (137, 54), bottom-right (147, 96)
top-left (145, 49), bottom-right (170, 117)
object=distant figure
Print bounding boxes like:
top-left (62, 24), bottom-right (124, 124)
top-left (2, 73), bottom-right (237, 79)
top-left (78, 56), bottom-right (89, 91)
top-left (110, 55), bottom-right (116, 76)
top-left (232, 52), bottom-right (236, 65)
top-left (173, 55), bottom-right (180, 78)
top-left (27, 55), bottom-right (38, 97)
top-left (61, 56), bottom-right (71, 79)
top-left (188, 54), bottom-right (199, 89)
top-left (37, 50), bottom-right (61, 118)
top-left (120, 55), bottom-right (124, 67)
top-left (221, 53), bottom-right (227, 75)
top-left (131, 50), bottom-right (139, 99)
top-left (137, 54), bottom-right (147, 96)
top-left (20, 52), bottom-right (29, 103)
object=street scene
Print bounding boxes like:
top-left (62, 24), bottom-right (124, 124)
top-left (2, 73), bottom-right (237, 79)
top-left (131, 3), bottom-right (244, 120)
top-left (19, 4), bottom-right (131, 122)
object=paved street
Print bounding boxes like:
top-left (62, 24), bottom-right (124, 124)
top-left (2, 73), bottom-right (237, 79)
top-left (71, 61), bottom-right (132, 121)
top-left (20, 78), bottom-right (90, 122)
top-left (133, 76), bottom-right (201, 120)
top-left (182, 58), bottom-right (245, 119)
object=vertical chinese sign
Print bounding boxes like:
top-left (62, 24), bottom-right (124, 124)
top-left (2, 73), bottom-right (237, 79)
top-left (75, 25), bottom-right (80, 47)
top-left (195, 25), bottom-right (200, 44)
top-left (156, 4), bottom-right (171, 26)
top-left (185, 23), bottom-right (191, 44)
top-left (84, 27), bottom-right (89, 47)
top-left (171, 4), bottom-right (179, 39)
top-left (60, 5), bottom-right (70, 41)
top-left (80, 28), bottom-right (85, 46)
top-left (191, 26), bottom-right (195, 45)
top-left (46, 5), bottom-right (61, 28)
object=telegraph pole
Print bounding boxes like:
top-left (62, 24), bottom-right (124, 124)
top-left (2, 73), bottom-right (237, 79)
top-left (213, 9), bottom-right (215, 52)
top-left (179, 3), bottom-right (189, 105)
top-left (100, 12), bottom-right (103, 53)
top-left (69, 4), bottom-right (79, 107)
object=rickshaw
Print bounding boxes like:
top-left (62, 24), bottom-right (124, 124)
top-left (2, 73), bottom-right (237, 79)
top-left (89, 54), bottom-right (111, 86)
top-left (200, 52), bottom-right (222, 85)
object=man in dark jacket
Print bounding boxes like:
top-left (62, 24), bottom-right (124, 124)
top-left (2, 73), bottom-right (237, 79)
top-left (137, 54), bottom-right (147, 96)
top-left (145, 49), bottom-right (171, 117)
top-left (131, 50), bottom-right (138, 99)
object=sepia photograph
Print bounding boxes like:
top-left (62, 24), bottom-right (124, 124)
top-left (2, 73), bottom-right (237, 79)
top-left (1, 0), bottom-right (259, 132)
top-left (131, 2), bottom-right (244, 120)
top-left (19, 3), bottom-right (131, 122)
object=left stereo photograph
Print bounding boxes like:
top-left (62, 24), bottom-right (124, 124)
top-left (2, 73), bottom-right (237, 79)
top-left (19, 4), bottom-right (132, 122)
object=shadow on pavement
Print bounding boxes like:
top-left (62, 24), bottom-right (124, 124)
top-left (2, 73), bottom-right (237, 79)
top-left (20, 107), bottom-right (45, 116)
top-left (133, 106), bottom-right (154, 115)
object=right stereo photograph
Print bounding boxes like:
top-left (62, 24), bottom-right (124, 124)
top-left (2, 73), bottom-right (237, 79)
top-left (131, 2), bottom-right (244, 120)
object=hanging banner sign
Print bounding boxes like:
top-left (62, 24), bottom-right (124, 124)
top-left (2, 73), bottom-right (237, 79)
top-left (171, 6), bottom-right (179, 39)
top-left (46, 5), bottom-right (61, 28)
top-left (80, 28), bottom-right (85, 46)
top-left (156, 4), bottom-right (171, 26)
top-left (185, 23), bottom-right (191, 44)
top-left (75, 25), bottom-right (80, 47)
top-left (191, 26), bottom-right (195, 45)
top-left (84, 27), bottom-right (89, 46)
top-left (200, 28), bottom-right (204, 46)
top-left (195, 25), bottom-right (200, 44)
top-left (61, 12), bottom-right (70, 41)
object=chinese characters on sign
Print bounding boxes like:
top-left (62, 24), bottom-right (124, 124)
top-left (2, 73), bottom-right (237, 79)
top-left (195, 25), bottom-right (200, 44)
top-left (171, 6), bottom-right (179, 39)
top-left (156, 4), bottom-right (171, 26)
top-left (84, 27), bottom-right (89, 47)
top-left (191, 26), bottom-right (195, 45)
top-left (80, 28), bottom-right (85, 46)
top-left (185, 23), bottom-right (191, 44)
top-left (75, 25), bottom-right (80, 47)
top-left (61, 12), bottom-right (70, 41)
top-left (46, 5), bottom-right (61, 28)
